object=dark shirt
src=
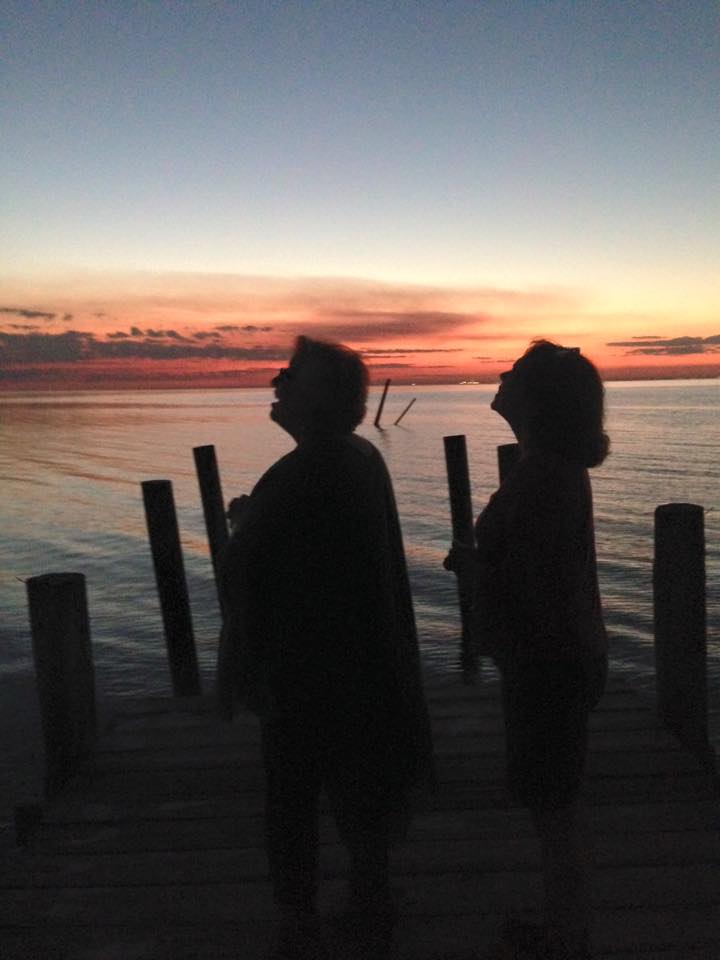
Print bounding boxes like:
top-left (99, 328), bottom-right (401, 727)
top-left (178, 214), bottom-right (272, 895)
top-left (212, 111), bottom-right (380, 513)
top-left (473, 451), bottom-right (607, 666)
top-left (219, 432), bottom-right (434, 790)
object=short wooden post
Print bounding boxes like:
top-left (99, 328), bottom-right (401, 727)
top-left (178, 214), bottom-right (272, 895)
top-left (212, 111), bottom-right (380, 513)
top-left (443, 434), bottom-right (478, 681)
top-left (394, 397), bottom-right (416, 426)
top-left (654, 503), bottom-right (714, 768)
top-left (374, 378), bottom-right (391, 427)
top-left (193, 445), bottom-right (229, 611)
top-left (26, 573), bottom-right (96, 797)
top-left (142, 480), bottom-right (201, 697)
top-left (498, 442), bottom-right (520, 482)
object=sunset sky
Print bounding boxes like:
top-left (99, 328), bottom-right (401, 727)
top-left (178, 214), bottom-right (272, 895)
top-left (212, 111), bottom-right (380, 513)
top-left (1, 1), bottom-right (718, 389)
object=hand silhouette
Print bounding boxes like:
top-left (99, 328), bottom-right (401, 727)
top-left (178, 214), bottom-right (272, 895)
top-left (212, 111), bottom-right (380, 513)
top-left (227, 495), bottom-right (250, 533)
top-left (443, 538), bottom-right (475, 576)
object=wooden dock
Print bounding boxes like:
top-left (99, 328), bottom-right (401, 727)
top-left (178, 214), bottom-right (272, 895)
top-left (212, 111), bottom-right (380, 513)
top-left (1, 673), bottom-right (718, 960)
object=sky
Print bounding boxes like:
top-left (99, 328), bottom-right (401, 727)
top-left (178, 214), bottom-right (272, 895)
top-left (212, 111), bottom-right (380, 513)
top-left (1, 0), bottom-right (718, 389)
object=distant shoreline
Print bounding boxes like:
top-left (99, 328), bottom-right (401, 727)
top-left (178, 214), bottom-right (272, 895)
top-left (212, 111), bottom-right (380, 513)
top-left (1, 373), bottom-right (719, 395)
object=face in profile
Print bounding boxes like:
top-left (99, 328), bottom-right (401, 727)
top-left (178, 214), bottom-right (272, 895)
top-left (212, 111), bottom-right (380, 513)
top-left (270, 355), bottom-right (300, 434)
top-left (491, 359), bottom-right (525, 430)
top-left (270, 350), bottom-right (323, 438)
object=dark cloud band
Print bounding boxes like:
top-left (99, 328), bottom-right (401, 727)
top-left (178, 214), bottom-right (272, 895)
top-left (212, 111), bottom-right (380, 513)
top-left (0, 330), bottom-right (288, 364)
top-left (0, 307), bottom-right (56, 322)
top-left (607, 335), bottom-right (720, 356)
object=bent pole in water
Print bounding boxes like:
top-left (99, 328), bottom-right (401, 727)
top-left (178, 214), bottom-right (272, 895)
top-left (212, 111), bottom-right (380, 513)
top-left (373, 378), bottom-right (391, 428)
top-left (394, 397), bottom-right (416, 426)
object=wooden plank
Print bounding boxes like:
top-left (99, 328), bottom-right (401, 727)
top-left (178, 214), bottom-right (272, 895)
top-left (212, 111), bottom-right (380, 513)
top-left (88, 738), bottom-right (700, 775)
top-left (1, 867), bottom-right (718, 932)
top-left (43, 770), bottom-right (711, 818)
top-left (2, 671), bottom-right (718, 960)
top-left (37, 791), bottom-right (715, 829)
top-left (23, 803), bottom-right (718, 867)
top-left (1, 920), bottom-right (717, 960)
top-left (101, 717), bottom-right (510, 751)
top-left (4, 826), bottom-right (718, 892)
top-left (95, 702), bottom-right (684, 759)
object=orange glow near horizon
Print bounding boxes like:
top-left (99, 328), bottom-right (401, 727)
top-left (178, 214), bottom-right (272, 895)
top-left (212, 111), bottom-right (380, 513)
top-left (1, 272), bottom-right (718, 390)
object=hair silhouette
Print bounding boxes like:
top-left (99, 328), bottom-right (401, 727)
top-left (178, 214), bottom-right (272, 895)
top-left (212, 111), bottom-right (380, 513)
top-left (515, 339), bottom-right (609, 467)
top-left (292, 335), bottom-right (368, 433)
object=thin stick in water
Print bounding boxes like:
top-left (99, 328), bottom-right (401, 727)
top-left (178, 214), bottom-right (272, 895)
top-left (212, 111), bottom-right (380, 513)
top-left (394, 397), bottom-right (416, 426)
top-left (373, 378), bottom-right (391, 427)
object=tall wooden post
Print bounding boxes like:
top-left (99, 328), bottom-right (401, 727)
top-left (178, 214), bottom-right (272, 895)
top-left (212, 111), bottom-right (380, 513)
top-left (653, 503), bottom-right (713, 768)
top-left (443, 434), bottom-right (477, 681)
top-left (498, 442), bottom-right (520, 482)
top-left (374, 378), bottom-right (391, 427)
top-left (142, 480), bottom-right (201, 697)
top-left (26, 573), bottom-right (96, 797)
top-left (193, 445), bottom-right (229, 612)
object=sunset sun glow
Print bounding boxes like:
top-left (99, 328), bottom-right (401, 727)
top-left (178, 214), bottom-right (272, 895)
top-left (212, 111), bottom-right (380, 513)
top-left (2, 2), bottom-right (717, 389)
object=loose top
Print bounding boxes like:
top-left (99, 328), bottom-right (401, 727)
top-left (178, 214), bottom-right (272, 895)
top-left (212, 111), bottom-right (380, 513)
top-left (473, 451), bottom-right (607, 666)
top-left (219, 432), bottom-right (434, 791)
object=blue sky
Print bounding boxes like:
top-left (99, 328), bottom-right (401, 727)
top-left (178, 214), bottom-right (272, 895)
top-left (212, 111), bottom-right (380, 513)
top-left (1, 1), bottom-right (718, 385)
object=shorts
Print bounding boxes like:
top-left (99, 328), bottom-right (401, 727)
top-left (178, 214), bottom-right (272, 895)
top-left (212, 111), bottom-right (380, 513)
top-left (500, 655), bottom-right (607, 810)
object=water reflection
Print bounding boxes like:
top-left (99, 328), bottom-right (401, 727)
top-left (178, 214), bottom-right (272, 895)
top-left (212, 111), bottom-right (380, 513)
top-left (0, 384), bottom-right (717, 718)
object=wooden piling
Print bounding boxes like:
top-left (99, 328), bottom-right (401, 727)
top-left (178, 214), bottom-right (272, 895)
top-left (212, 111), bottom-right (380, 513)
top-left (443, 435), bottom-right (477, 681)
top-left (141, 480), bottom-right (201, 697)
top-left (394, 397), bottom-right (416, 426)
top-left (653, 502), bottom-right (713, 768)
top-left (26, 572), bottom-right (96, 797)
top-left (192, 445), bottom-right (229, 611)
top-left (497, 442), bottom-right (520, 482)
top-left (373, 378), bottom-right (391, 427)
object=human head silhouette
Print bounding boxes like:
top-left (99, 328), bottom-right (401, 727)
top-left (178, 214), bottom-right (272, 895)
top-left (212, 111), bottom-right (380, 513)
top-left (270, 336), bottom-right (368, 440)
top-left (492, 339), bottom-right (609, 467)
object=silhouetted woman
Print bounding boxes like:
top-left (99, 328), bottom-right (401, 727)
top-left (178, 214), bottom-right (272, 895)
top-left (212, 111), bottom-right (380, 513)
top-left (446, 340), bottom-right (609, 960)
top-left (219, 336), bottom-right (433, 960)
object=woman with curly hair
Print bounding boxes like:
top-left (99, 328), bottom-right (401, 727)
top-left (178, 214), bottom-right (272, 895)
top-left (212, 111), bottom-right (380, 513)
top-left (446, 340), bottom-right (609, 960)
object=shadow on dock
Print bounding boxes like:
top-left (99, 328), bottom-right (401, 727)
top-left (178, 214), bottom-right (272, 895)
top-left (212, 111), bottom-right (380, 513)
top-left (1, 673), bottom-right (718, 960)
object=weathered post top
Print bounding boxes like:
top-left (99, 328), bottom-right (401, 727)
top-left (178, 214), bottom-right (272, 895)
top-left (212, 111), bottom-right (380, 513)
top-left (193, 444), bottom-right (229, 612)
top-left (26, 572), bottom-right (96, 797)
top-left (141, 479), bottom-right (201, 698)
top-left (653, 501), bottom-right (712, 770)
top-left (443, 434), bottom-right (477, 681)
top-left (443, 434), bottom-right (474, 544)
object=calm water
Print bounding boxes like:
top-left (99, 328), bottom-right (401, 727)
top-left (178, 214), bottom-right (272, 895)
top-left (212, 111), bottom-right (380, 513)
top-left (1, 381), bottom-right (718, 740)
